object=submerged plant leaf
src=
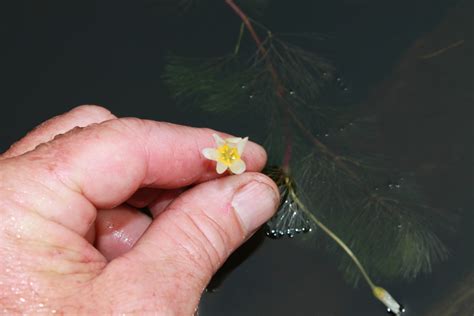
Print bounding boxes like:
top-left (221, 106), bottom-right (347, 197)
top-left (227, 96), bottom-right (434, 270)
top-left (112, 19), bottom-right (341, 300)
top-left (163, 55), bottom-right (257, 113)
top-left (163, 11), bottom-right (449, 288)
top-left (163, 32), bottom-right (337, 116)
top-left (265, 166), bottom-right (313, 238)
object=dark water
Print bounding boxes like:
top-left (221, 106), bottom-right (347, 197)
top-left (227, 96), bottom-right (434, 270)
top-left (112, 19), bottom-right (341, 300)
top-left (0, 1), bottom-right (472, 315)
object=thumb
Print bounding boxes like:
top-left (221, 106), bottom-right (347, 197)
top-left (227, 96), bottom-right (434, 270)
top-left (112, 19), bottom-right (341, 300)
top-left (107, 173), bottom-right (279, 313)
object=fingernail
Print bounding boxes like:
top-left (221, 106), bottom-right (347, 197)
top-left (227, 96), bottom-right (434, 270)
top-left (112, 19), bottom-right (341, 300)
top-left (231, 181), bottom-right (279, 233)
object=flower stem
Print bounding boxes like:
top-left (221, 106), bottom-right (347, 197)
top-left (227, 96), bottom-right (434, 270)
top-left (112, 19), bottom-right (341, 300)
top-left (285, 175), bottom-right (376, 290)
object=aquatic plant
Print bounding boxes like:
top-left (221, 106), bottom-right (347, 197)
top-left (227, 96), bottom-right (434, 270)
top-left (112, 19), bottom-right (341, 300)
top-left (162, 0), bottom-right (449, 313)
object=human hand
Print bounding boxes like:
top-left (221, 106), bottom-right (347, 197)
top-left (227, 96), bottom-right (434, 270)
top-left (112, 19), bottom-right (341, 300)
top-left (0, 105), bottom-right (279, 314)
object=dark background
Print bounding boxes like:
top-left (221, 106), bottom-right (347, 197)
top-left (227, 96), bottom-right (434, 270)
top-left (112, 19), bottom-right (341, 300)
top-left (0, 1), bottom-right (472, 315)
top-left (0, 0), bottom-right (461, 151)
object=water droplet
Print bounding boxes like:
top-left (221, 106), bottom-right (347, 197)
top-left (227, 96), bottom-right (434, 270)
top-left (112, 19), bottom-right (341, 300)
top-left (241, 84), bottom-right (247, 89)
top-left (249, 94), bottom-right (254, 99)
top-left (19, 297), bottom-right (26, 303)
top-left (324, 133), bottom-right (329, 137)
top-left (336, 77), bottom-right (341, 82)
top-left (395, 184), bottom-right (401, 189)
top-left (289, 90), bottom-right (295, 95)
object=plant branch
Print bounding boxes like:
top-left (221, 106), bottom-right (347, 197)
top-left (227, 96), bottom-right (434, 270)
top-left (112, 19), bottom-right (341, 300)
top-left (225, 0), bottom-right (360, 180)
top-left (285, 106), bottom-right (361, 180)
top-left (224, 3), bottom-right (403, 312)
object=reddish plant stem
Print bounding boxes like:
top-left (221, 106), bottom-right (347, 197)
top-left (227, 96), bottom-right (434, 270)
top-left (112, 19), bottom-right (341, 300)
top-left (225, 0), bottom-right (284, 96)
top-left (281, 119), bottom-right (292, 172)
top-left (225, 0), bottom-right (265, 56)
top-left (225, 0), bottom-right (358, 179)
top-left (226, 0), bottom-right (291, 169)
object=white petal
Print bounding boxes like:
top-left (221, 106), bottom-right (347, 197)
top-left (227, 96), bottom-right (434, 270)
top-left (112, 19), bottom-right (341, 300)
top-left (229, 159), bottom-right (246, 174)
top-left (237, 137), bottom-right (248, 155)
top-left (225, 137), bottom-right (242, 144)
top-left (202, 148), bottom-right (219, 161)
top-left (212, 133), bottom-right (225, 146)
top-left (216, 162), bottom-right (228, 174)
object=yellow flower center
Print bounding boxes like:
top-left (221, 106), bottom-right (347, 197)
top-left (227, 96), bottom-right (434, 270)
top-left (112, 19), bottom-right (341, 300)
top-left (217, 144), bottom-right (240, 166)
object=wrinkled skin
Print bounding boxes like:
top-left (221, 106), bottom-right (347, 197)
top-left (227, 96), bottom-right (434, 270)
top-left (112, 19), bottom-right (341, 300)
top-left (0, 105), bottom-right (279, 315)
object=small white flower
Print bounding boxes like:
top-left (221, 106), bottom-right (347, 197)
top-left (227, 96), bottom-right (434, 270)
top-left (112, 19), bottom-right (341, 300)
top-left (202, 133), bottom-right (248, 175)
